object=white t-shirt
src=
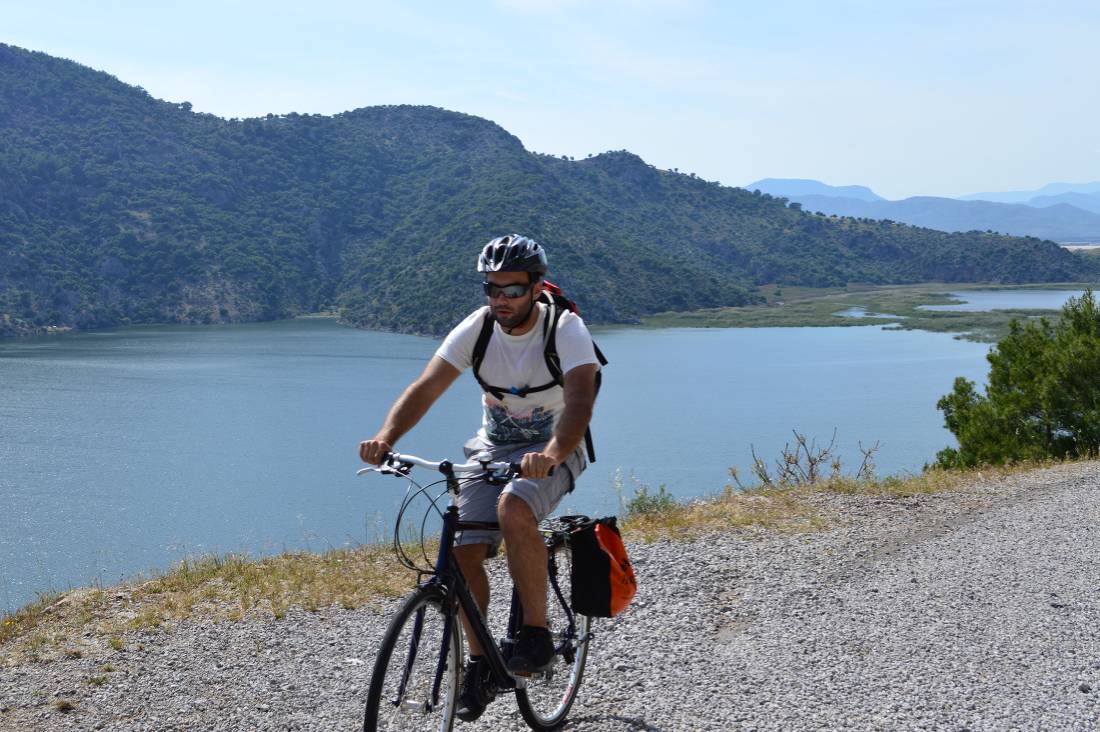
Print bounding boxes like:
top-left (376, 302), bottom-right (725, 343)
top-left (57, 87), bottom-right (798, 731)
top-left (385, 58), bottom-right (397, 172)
top-left (436, 303), bottom-right (600, 445)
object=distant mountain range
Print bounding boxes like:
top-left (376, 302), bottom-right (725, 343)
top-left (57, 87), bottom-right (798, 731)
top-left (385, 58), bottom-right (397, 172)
top-left (1028, 192), bottom-right (1100, 216)
top-left (747, 179), bottom-right (1100, 242)
top-left (743, 178), bottom-right (883, 202)
top-left (1, 43), bottom-right (1095, 337)
top-left (959, 181), bottom-right (1100, 204)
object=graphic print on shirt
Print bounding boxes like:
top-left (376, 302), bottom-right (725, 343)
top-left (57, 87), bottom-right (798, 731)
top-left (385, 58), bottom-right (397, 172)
top-left (484, 398), bottom-right (555, 444)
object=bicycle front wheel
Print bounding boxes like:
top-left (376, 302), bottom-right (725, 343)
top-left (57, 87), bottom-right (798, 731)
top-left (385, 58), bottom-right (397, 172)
top-left (364, 585), bottom-right (463, 732)
top-left (515, 539), bottom-right (592, 731)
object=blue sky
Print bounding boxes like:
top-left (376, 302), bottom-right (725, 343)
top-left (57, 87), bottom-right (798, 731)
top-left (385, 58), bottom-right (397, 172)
top-left (5, 0), bottom-right (1099, 199)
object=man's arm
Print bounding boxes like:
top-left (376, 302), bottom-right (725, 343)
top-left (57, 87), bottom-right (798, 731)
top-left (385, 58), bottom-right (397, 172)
top-left (522, 363), bottom-right (599, 478)
top-left (359, 356), bottom-right (462, 464)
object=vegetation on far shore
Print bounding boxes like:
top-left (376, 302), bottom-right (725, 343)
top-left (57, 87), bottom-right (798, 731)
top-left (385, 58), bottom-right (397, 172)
top-left (1, 545), bottom-right (410, 667)
top-left (640, 282), bottom-right (1097, 342)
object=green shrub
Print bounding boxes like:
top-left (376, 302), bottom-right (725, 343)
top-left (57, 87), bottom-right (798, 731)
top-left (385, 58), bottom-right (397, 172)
top-left (936, 289), bottom-right (1100, 468)
top-left (625, 483), bottom-right (678, 517)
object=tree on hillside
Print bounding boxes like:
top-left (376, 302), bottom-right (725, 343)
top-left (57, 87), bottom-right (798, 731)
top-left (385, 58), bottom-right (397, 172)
top-left (935, 290), bottom-right (1100, 468)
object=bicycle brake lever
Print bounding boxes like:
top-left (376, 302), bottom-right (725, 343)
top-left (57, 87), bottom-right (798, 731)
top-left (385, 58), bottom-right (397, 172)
top-left (507, 463), bottom-right (554, 478)
top-left (356, 464), bottom-right (410, 477)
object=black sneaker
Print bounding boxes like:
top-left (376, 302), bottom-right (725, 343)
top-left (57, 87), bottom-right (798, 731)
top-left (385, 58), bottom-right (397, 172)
top-left (456, 657), bottom-right (492, 722)
top-left (505, 625), bottom-right (555, 674)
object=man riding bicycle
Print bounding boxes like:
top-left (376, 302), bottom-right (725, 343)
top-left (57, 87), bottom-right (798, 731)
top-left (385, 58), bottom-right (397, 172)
top-left (359, 234), bottom-right (601, 722)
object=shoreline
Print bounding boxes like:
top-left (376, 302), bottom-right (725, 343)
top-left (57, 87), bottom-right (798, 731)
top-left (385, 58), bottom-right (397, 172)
top-left (639, 281), bottom-right (1095, 342)
top-left (2, 461), bottom-right (1097, 729)
top-left (2, 282), bottom-right (1095, 344)
top-left (1, 458), bottom-right (1089, 651)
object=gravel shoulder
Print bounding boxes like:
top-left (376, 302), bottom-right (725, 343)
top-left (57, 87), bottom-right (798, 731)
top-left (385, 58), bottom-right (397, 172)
top-left (3, 462), bottom-right (1100, 731)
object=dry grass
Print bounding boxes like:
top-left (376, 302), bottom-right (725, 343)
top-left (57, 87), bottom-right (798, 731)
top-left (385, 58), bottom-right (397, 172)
top-left (620, 459), bottom-right (1084, 540)
top-left (2, 458), bottom-right (1089, 666)
top-left (623, 485), bottom-right (829, 541)
top-left (0, 591), bottom-right (63, 647)
top-left (0, 544), bottom-right (412, 666)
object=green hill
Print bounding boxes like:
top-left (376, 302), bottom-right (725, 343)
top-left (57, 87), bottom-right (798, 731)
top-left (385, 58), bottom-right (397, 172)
top-left (1, 43), bottom-right (1094, 336)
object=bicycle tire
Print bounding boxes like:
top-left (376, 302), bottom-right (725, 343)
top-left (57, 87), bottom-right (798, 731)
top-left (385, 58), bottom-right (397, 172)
top-left (364, 585), bottom-right (463, 732)
top-left (514, 540), bottom-right (592, 731)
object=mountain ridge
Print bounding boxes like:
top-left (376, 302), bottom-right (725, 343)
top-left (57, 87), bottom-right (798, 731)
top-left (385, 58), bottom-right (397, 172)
top-left (1026, 191), bottom-right (1100, 216)
top-left (752, 178), bottom-right (1100, 242)
top-left (745, 178), bottom-right (883, 202)
top-left (791, 194), bottom-right (1100, 243)
top-left (959, 181), bottom-right (1100, 203)
top-left (1, 43), bottom-right (1094, 337)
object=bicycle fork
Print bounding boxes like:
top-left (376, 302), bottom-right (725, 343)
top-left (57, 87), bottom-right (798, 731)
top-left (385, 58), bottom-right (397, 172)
top-left (393, 508), bottom-right (462, 714)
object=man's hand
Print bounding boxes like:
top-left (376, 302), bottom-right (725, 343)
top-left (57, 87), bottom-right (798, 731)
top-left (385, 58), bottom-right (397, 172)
top-left (359, 438), bottom-right (392, 465)
top-left (520, 451), bottom-right (558, 479)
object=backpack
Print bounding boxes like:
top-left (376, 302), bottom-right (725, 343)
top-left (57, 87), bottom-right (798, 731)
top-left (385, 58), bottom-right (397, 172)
top-left (568, 516), bottom-right (637, 617)
top-left (470, 280), bottom-right (608, 462)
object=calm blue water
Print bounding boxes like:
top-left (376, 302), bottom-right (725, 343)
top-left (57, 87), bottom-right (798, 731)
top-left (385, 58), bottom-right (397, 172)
top-left (919, 289), bottom-right (1086, 312)
top-left (1, 318), bottom-right (992, 612)
top-left (834, 307), bottom-right (906, 319)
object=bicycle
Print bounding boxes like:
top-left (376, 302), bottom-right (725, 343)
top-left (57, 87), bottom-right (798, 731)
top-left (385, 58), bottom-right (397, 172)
top-left (358, 451), bottom-right (595, 731)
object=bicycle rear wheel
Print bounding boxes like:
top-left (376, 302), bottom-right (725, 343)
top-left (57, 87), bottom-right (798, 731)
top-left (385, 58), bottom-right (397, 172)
top-left (364, 585), bottom-right (462, 732)
top-left (514, 539), bottom-right (592, 731)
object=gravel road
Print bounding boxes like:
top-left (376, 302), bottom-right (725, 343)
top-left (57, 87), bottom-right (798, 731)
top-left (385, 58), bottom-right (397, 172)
top-left (3, 462), bottom-right (1099, 731)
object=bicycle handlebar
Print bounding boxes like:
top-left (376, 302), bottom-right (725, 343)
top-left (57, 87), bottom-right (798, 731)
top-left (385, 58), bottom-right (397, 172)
top-left (356, 451), bottom-right (552, 479)
top-left (356, 451), bottom-right (520, 477)
top-left (390, 451), bottom-right (518, 474)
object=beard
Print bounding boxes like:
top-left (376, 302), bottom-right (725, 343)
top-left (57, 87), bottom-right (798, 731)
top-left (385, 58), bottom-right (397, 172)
top-left (491, 298), bottom-right (535, 331)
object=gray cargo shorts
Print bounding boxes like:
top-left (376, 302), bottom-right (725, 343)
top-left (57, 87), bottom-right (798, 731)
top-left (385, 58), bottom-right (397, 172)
top-left (454, 436), bottom-right (587, 556)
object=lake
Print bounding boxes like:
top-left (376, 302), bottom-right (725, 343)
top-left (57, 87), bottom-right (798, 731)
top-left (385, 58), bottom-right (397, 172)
top-left (0, 289), bottom-right (1077, 613)
top-left (919, 289), bottom-right (1087, 312)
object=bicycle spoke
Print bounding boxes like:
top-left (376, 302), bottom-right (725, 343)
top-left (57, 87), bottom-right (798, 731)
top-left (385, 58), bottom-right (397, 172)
top-left (365, 587), bottom-right (462, 731)
top-left (515, 539), bottom-right (591, 730)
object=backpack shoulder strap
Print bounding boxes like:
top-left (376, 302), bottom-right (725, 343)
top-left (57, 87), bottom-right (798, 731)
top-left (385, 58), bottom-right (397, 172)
top-left (542, 300), bottom-right (564, 385)
top-left (593, 341), bottom-right (609, 367)
top-left (471, 309), bottom-right (506, 400)
top-left (541, 302), bottom-right (607, 464)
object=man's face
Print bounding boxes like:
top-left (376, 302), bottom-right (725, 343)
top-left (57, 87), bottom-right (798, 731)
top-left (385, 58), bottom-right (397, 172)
top-left (485, 271), bottom-right (542, 330)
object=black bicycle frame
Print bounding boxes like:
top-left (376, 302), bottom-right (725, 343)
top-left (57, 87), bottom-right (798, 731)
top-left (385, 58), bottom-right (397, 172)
top-left (404, 463), bottom-right (521, 708)
top-left (402, 461), bottom-right (581, 710)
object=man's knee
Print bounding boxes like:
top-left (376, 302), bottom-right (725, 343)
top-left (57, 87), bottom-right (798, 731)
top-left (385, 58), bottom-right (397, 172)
top-left (498, 493), bottom-right (536, 535)
top-left (454, 543), bottom-right (490, 572)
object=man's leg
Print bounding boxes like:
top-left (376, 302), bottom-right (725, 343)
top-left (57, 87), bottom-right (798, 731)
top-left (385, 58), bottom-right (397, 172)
top-left (453, 543), bottom-right (491, 656)
top-left (495, 443), bottom-right (583, 672)
top-left (498, 493), bottom-right (555, 673)
top-left (498, 493), bottom-right (548, 627)
top-left (455, 541), bottom-right (496, 722)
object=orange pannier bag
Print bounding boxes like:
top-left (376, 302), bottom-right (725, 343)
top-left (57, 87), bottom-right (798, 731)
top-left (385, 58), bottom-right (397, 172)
top-left (568, 516), bottom-right (637, 617)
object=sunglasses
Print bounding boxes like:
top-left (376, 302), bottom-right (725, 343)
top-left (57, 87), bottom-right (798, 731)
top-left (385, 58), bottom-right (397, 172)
top-left (482, 281), bottom-right (534, 299)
